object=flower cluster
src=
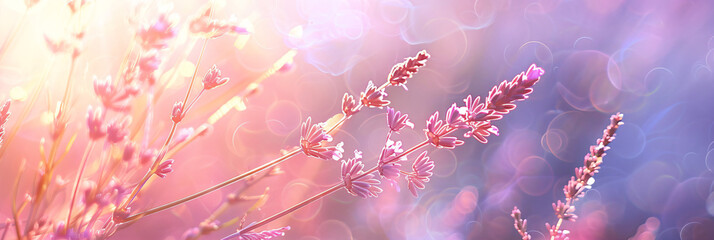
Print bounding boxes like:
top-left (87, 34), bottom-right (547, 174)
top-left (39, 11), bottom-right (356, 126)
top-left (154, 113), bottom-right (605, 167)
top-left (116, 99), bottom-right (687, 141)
top-left (512, 113), bottom-right (623, 240)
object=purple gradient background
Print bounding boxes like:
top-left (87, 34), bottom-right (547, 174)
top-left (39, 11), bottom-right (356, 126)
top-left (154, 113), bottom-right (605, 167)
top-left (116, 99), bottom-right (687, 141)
top-left (1, 0), bottom-right (714, 239)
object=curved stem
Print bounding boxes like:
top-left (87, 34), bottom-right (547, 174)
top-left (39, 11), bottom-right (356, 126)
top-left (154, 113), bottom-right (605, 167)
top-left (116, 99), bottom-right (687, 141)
top-left (120, 149), bottom-right (300, 223)
top-left (67, 141), bottom-right (95, 227)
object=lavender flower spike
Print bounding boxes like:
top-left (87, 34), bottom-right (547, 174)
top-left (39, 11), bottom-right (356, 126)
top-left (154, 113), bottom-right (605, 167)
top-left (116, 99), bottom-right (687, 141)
top-left (222, 226), bottom-right (291, 240)
top-left (202, 64), bottom-right (230, 90)
top-left (387, 50), bottom-right (430, 90)
top-left (300, 117), bottom-right (344, 161)
top-left (386, 107), bottom-right (414, 132)
top-left (511, 207), bottom-right (532, 240)
top-left (342, 151), bottom-right (383, 198)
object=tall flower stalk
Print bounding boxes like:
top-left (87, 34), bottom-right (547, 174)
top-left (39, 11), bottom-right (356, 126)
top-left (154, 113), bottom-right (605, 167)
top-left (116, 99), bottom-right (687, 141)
top-left (113, 50), bottom-right (432, 227)
top-left (229, 64), bottom-right (544, 238)
top-left (512, 113), bottom-right (624, 240)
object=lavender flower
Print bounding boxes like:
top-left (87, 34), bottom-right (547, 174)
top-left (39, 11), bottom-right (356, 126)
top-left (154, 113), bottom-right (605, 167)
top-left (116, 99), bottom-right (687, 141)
top-left (106, 117), bottom-right (131, 144)
top-left (512, 113), bottom-right (622, 240)
top-left (299, 117), bottom-right (344, 161)
top-left (189, 6), bottom-right (249, 39)
top-left (341, 93), bottom-right (360, 118)
top-left (378, 140), bottom-right (405, 180)
top-left (223, 226), bottom-right (290, 240)
top-left (137, 13), bottom-right (177, 50)
top-left (202, 64), bottom-right (230, 90)
top-left (511, 207), bottom-right (532, 240)
top-left (406, 151), bottom-right (433, 197)
top-left (360, 81), bottom-right (390, 108)
top-left (341, 151), bottom-right (383, 198)
top-left (172, 101), bottom-right (184, 123)
top-left (140, 148), bottom-right (158, 165)
top-left (86, 106), bottom-right (106, 140)
top-left (445, 104), bottom-right (468, 129)
top-left (424, 112), bottom-right (464, 149)
top-left (93, 76), bottom-right (139, 112)
top-left (154, 159), bottom-right (175, 178)
top-left (553, 200), bottom-right (577, 222)
top-left (386, 107), bottom-right (414, 132)
top-left (486, 64), bottom-right (544, 114)
top-left (387, 50), bottom-right (430, 90)
top-left (122, 142), bottom-right (136, 162)
top-left (545, 223), bottom-right (570, 240)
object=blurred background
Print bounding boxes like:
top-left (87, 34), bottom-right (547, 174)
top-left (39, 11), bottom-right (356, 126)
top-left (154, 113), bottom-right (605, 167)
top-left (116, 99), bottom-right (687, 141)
top-left (1, 0), bottom-right (714, 239)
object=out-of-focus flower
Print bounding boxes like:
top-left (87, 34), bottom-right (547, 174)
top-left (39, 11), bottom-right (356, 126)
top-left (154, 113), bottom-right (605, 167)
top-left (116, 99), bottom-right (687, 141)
top-left (137, 13), bottom-right (177, 50)
top-left (106, 117), bottom-right (131, 144)
top-left (224, 226), bottom-right (290, 240)
top-left (299, 117), bottom-right (344, 161)
top-left (360, 81), bottom-right (390, 108)
top-left (341, 151), bottom-right (382, 198)
top-left (67, 0), bottom-right (91, 14)
top-left (189, 6), bottom-right (249, 39)
top-left (122, 142), bottom-right (136, 162)
top-left (387, 50), bottom-right (430, 90)
top-left (44, 34), bottom-right (80, 57)
top-left (406, 151), bottom-right (433, 197)
top-left (25, 0), bottom-right (40, 8)
top-left (202, 65), bottom-right (230, 90)
top-left (86, 106), bottom-right (106, 140)
top-left (140, 148), bottom-right (158, 165)
top-left (341, 93), bottom-right (360, 118)
top-left (424, 112), bottom-right (463, 149)
top-left (93, 76), bottom-right (140, 112)
top-left (154, 159), bottom-right (174, 178)
top-left (386, 107), bottom-right (413, 132)
top-left (0, 99), bottom-right (10, 146)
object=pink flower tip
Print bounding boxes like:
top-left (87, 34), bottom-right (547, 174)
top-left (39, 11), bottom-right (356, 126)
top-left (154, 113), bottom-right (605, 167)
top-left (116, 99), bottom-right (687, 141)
top-left (202, 64), bottom-right (230, 90)
top-left (525, 64), bottom-right (545, 81)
